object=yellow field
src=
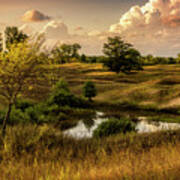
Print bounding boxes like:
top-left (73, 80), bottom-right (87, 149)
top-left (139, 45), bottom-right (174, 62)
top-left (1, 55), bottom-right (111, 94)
top-left (50, 63), bottom-right (180, 107)
top-left (1, 125), bottom-right (180, 180)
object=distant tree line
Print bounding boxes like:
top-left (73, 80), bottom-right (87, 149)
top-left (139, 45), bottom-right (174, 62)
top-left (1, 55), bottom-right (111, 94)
top-left (0, 25), bottom-right (180, 135)
top-left (0, 26), bottom-right (180, 71)
top-left (141, 54), bottom-right (180, 65)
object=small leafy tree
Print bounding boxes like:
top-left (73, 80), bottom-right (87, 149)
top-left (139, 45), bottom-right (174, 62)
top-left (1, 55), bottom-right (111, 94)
top-left (83, 81), bottom-right (97, 101)
top-left (103, 36), bottom-right (143, 73)
top-left (5, 26), bottom-right (28, 50)
top-left (0, 38), bottom-right (48, 136)
top-left (80, 54), bottom-right (87, 63)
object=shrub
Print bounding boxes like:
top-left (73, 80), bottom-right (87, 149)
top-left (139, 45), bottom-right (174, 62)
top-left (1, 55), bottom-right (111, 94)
top-left (83, 81), bottom-right (97, 101)
top-left (49, 79), bottom-right (87, 108)
top-left (93, 118), bottom-right (136, 138)
top-left (15, 99), bottom-right (35, 112)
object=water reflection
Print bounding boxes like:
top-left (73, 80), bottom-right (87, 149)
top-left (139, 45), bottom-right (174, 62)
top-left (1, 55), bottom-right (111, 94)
top-left (63, 112), bottom-right (108, 139)
top-left (63, 114), bottom-right (180, 139)
top-left (136, 119), bottom-right (180, 133)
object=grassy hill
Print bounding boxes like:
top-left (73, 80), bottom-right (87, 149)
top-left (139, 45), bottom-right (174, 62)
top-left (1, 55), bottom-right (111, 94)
top-left (1, 63), bottom-right (180, 179)
top-left (46, 63), bottom-right (180, 107)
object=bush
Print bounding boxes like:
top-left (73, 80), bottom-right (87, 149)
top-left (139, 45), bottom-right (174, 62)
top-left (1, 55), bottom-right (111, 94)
top-left (15, 99), bottom-right (35, 112)
top-left (93, 118), bottom-right (136, 138)
top-left (48, 79), bottom-right (87, 108)
top-left (83, 81), bottom-right (97, 101)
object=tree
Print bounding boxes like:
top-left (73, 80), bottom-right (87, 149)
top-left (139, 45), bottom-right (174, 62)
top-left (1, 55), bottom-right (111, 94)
top-left (80, 54), bottom-right (87, 62)
top-left (0, 33), bottom-right (3, 52)
top-left (48, 79), bottom-right (84, 108)
top-left (5, 26), bottom-right (28, 50)
top-left (177, 53), bottom-right (180, 64)
top-left (52, 43), bottom-right (81, 64)
top-left (0, 38), bottom-right (48, 136)
top-left (71, 43), bottom-right (81, 59)
top-left (103, 36), bottom-right (143, 73)
top-left (83, 81), bottom-right (97, 101)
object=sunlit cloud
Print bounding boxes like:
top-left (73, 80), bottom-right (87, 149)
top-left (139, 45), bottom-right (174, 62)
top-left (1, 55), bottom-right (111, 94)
top-left (17, 0), bottom-right (180, 56)
top-left (108, 0), bottom-right (180, 56)
top-left (22, 9), bottom-right (51, 22)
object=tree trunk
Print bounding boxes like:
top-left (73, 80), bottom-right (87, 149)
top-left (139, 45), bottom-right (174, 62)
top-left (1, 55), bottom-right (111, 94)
top-left (2, 103), bottom-right (12, 137)
top-left (88, 97), bottom-right (92, 102)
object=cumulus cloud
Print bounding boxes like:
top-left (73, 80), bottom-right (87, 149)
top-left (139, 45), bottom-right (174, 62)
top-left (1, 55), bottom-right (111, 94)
top-left (109, 0), bottom-right (180, 56)
top-left (30, 20), bottom-right (104, 55)
top-left (19, 0), bottom-right (180, 57)
top-left (19, 24), bottom-right (35, 35)
top-left (22, 10), bottom-right (51, 22)
top-left (41, 20), bottom-right (69, 39)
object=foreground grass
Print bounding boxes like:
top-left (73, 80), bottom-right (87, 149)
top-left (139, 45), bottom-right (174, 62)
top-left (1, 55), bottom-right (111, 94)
top-left (2, 143), bottom-right (180, 180)
top-left (1, 125), bottom-right (180, 179)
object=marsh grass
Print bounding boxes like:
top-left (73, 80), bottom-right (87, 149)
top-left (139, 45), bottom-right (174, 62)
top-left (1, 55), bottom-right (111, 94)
top-left (1, 125), bottom-right (180, 179)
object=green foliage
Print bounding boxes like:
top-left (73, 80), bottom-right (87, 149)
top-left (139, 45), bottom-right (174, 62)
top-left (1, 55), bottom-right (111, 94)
top-left (15, 99), bottom-right (34, 112)
top-left (103, 36), bottom-right (143, 73)
top-left (0, 37), bottom-right (49, 135)
top-left (93, 118), bottom-right (136, 137)
top-left (0, 39), bottom-right (48, 105)
top-left (52, 43), bottom-right (81, 64)
top-left (142, 54), bottom-right (179, 65)
top-left (80, 54), bottom-right (86, 62)
top-left (83, 81), bottom-right (97, 101)
top-left (81, 55), bottom-right (107, 64)
top-left (5, 26), bottom-right (28, 49)
top-left (48, 79), bottom-right (87, 108)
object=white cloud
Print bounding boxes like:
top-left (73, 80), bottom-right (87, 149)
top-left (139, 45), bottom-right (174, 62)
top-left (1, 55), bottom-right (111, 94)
top-left (109, 0), bottom-right (180, 56)
top-left (19, 0), bottom-right (180, 57)
top-left (22, 10), bottom-right (51, 22)
top-left (41, 20), bottom-right (69, 39)
top-left (32, 20), bottom-right (104, 55)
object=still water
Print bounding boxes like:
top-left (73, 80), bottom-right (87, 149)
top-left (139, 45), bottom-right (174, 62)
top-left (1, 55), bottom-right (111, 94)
top-left (63, 113), bottom-right (180, 139)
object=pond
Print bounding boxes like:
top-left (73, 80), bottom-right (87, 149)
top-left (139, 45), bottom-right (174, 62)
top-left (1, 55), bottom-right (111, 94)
top-left (63, 112), bottom-right (108, 139)
top-left (63, 113), bottom-right (180, 139)
top-left (136, 118), bottom-right (180, 133)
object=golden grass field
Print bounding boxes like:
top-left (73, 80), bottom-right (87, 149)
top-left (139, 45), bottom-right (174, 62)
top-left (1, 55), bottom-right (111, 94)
top-left (1, 63), bottom-right (180, 179)
top-left (51, 63), bottom-right (180, 107)
top-left (1, 125), bottom-right (180, 180)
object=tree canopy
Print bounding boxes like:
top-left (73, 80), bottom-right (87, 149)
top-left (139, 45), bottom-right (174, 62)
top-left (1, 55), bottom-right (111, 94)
top-left (103, 36), bottom-right (143, 73)
top-left (0, 38), bottom-right (48, 135)
top-left (5, 26), bottom-right (28, 50)
top-left (83, 81), bottom-right (97, 101)
top-left (52, 43), bottom-right (81, 64)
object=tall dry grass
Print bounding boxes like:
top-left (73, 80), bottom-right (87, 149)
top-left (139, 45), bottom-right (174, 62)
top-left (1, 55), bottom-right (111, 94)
top-left (1, 125), bottom-right (180, 179)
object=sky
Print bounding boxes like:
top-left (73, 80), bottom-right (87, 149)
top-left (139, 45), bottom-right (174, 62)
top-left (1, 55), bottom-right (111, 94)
top-left (1, 0), bottom-right (180, 56)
